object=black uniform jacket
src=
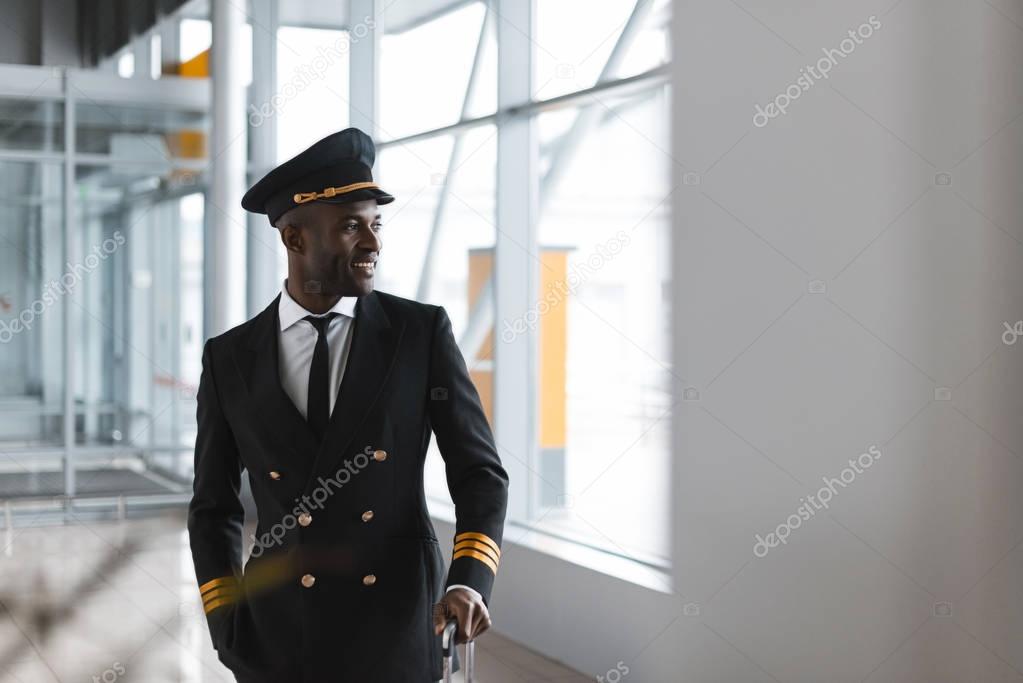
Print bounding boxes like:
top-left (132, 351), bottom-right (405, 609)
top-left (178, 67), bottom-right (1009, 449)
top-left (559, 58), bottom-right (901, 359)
top-left (187, 290), bottom-right (509, 682)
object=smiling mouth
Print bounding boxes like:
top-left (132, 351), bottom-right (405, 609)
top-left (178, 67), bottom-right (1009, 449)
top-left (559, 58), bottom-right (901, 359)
top-left (351, 260), bottom-right (375, 274)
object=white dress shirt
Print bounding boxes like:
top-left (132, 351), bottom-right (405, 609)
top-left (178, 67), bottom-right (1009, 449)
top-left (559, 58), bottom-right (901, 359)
top-left (277, 278), bottom-right (358, 420)
top-left (275, 279), bottom-right (480, 603)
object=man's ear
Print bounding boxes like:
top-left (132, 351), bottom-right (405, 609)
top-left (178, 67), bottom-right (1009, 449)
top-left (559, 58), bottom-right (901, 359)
top-left (279, 223), bottom-right (304, 253)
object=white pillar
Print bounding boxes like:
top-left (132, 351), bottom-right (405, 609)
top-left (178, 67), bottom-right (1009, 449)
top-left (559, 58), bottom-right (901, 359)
top-left (159, 17), bottom-right (180, 76)
top-left (349, 0), bottom-right (382, 136)
top-left (210, 0), bottom-right (248, 335)
top-left (133, 31), bottom-right (152, 79)
top-left (248, 0), bottom-right (281, 316)
top-left (62, 69), bottom-right (77, 500)
top-left (494, 0), bottom-right (538, 522)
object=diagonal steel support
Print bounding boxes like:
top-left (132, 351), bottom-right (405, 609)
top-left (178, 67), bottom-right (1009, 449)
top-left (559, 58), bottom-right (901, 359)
top-left (539, 0), bottom-right (657, 213)
top-left (416, 2), bottom-right (494, 302)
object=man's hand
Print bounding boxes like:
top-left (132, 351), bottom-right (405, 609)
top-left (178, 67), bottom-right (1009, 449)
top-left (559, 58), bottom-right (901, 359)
top-left (432, 588), bottom-right (492, 644)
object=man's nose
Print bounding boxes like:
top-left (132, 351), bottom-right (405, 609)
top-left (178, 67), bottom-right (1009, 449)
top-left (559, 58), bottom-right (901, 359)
top-left (360, 226), bottom-right (382, 252)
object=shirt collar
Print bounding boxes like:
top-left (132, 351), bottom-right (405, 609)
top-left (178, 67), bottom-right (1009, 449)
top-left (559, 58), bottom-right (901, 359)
top-left (278, 278), bottom-right (358, 332)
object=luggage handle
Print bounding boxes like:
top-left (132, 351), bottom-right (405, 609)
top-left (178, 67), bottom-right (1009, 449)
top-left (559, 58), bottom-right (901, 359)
top-left (441, 619), bottom-right (475, 682)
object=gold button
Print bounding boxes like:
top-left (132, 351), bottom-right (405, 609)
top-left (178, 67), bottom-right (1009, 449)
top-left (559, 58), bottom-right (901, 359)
top-left (298, 513), bottom-right (312, 527)
top-left (373, 449), bottom-right (388, 462)
top-left (362, 574), bottom-right (377, 586)
top-left (269, 471), bottom-right (281, 480)
top-left (301, 574), bottom-right (316, 588)
top-left (361, 510), bottom-right (374, 522)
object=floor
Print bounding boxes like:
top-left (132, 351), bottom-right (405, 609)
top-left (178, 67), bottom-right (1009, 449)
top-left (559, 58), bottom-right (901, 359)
top-left (0, 512), bottom-right (589, 682)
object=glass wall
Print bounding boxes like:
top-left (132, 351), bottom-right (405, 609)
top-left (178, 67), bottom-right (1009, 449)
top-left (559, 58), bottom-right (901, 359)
top-left (0, 65), bottom-right (208, 505)
top-left (74, 163), bottom-right (205, 482)
top-left (0, 98), bottom-right (65, 151)
top-left (373, 0), bottom-right (672, 572)
top-left (380, 1), bottom-right (494, 140)
top-left (534, 0), bottom-right (670, 99)
top-left (528, 0), bottom-right (672, 569)
top-left (376, 0), bottom-right (499, 513)
top-left (535, 87), bottom-right (672, 565)
top-left (0, 160), bottom-right (65, 447)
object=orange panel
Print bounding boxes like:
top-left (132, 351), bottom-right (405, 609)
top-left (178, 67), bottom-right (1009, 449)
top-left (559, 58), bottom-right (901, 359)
top-left (538, 250), bottom-right (567, 448)
top-left (467, 246), bottom-right (568, 448)
top-left (165, 49), bottom-right (209, 171)
top-left (467, 249), bottom-right (495, 425)
top-left (178, 49), bottom-right (210, 78)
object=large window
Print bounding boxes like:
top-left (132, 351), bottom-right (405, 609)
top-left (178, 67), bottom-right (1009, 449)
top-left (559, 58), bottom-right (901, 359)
top-left (380, 2), bottom-right (495, 141)
top-left (373, 0), bottom-right (672, 574)
top-left (377, 0), bottom-right (498, 506)
top-left (534, 0), bottom-right (670, 99)
top-left (534, 86), bottom-right (672, 565)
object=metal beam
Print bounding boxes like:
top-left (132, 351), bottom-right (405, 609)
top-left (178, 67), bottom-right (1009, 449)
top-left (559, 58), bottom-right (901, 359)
top-left (158, 14), bottom-right (180, 75)
top-left (62, 68), bottom-right (76, 503)
top-left (458, 274), bottom-right (494, 362)
top-left (132, 31), bottom-right (152, 79)
top-left (375, 63), bottom-right (668, 149)
top-left (494, 0), bottom-right (537, 523)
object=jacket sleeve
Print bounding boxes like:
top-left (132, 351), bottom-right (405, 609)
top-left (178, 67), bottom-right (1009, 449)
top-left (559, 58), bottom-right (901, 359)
top-left (428, 305), bottom-right (509, 605)
top-left (187, 338), bottom-right (245, 644)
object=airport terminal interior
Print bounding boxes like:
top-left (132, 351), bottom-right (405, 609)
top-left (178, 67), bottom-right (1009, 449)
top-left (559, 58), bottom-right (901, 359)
top-left (6, 1), bottom-right (1021, 682)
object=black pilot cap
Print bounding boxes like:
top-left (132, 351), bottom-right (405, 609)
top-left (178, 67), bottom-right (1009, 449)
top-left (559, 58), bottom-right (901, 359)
top-left (241, 127), bottom-right (395, 227)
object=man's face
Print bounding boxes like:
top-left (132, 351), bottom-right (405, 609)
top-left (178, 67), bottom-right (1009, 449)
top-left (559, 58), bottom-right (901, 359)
top-left (280, 199), bottom-right (383, 297)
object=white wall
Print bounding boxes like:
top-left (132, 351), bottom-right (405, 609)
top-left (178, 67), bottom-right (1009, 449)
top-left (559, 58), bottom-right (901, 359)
top-left (671, 0), bottom-right (1023, 681)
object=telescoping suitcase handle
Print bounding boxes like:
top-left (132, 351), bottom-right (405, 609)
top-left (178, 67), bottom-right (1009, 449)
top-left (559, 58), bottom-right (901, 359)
top-left (442, 619), bottom-right (475, 682)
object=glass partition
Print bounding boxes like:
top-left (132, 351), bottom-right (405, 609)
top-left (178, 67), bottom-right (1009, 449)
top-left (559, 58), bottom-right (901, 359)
top-left (534, 85), bottom-right (673, 566)
top-left (0, 64), bottom-right (209, 507)
top-left (0, 159), bottom-right (65, 448)
top-left (0, 97), bottom-right (65, 152)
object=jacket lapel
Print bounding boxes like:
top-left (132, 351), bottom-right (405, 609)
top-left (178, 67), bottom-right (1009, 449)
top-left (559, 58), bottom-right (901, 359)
top-left (233, 294), bottom-right (321, 461)
top-left (303, 290), bottom-right (404, 491)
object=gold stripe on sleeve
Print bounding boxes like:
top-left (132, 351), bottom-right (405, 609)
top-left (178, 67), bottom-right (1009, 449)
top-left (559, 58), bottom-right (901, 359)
top-left (452, 548), bottom-right (498, 575)
top-left (453, 532), bottom-right (500, 557)
top-left (454, 540), bottom-right (500, 564)
top-left (199, 576), bottom-right (237, 595)
top-left (201, 586), bottom-right (240, 604)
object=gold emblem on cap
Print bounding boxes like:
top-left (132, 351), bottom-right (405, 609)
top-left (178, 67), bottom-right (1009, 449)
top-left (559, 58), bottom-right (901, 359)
top-left (293, 181), bottom-right (381, 204)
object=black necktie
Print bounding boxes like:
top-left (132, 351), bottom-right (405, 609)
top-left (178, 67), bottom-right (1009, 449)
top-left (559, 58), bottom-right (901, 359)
top-left (304, 312), bottom-right (340, 443)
